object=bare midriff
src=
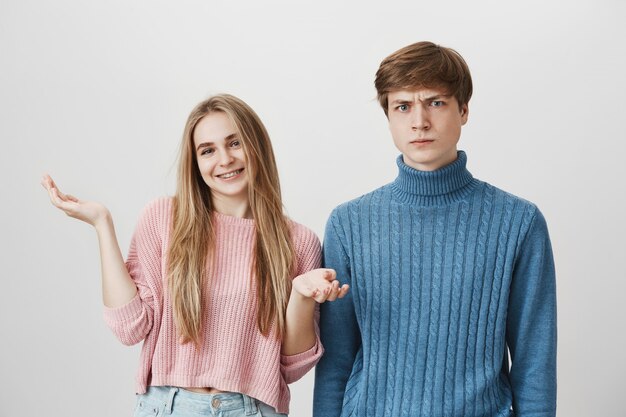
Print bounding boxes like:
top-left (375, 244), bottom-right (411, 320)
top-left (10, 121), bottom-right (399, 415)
top-left (184, 387), bottom-right (226, 394)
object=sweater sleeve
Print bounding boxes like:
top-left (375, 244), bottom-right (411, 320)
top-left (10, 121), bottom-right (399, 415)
top-left (102, 200), bottom-right (165, 346)
top-left (280, 224), bottom-right (324, 384)
top-left (314, 209), bottom-right (362, 417)
top-left (506, 208), bottom-right (557, 417)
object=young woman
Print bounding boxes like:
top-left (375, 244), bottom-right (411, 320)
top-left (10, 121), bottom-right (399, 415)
top-left (42, 94), bottom-right (348, 417)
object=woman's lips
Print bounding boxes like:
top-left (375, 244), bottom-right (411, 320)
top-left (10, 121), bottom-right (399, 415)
top-left (216, 168), bottom-right (244, 179)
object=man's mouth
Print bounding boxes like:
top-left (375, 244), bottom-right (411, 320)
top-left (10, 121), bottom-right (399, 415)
top-left (216, 168), bottom-right (244, 179)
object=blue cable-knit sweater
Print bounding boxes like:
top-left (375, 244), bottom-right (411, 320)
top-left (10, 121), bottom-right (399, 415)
top-left (314, 152), bottom-right (556, 417)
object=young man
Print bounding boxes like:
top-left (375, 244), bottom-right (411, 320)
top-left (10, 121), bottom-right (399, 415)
top-left (313, 42), bottom-right (556, 417)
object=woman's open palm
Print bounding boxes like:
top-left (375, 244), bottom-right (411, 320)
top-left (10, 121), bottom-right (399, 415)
top-left (41, 174), bottom-right (109, 227)
top-left (292, 268), bottom-right (350, 303)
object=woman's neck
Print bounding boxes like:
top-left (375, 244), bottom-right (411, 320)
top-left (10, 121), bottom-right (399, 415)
top-left (211, 194), bottom-right (252, 219)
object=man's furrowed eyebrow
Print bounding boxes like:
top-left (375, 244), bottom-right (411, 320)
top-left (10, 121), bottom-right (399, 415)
top-left (390, 99), bottom-right (414, 105)
top-left (195, 133), bottom-right (238, 151)
top-left (390, 94), bottom-right (450, 105)
top-left (421, 94), bottom-right (450, 101)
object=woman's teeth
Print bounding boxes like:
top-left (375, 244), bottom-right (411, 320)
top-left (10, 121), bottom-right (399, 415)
top-left (218, 169), bottom-right (242, 179)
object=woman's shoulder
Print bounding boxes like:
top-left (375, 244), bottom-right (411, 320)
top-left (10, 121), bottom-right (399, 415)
top-left (287, 219), bottom-right (322, 272)
top-left (135, 196), bottom-right (174, 232)
top-left (140, 196), bottom-right (173, 214)
top-left (288, 219), bottom-right (320, 245)
top-left (287, 219), bottom-right (321, 259)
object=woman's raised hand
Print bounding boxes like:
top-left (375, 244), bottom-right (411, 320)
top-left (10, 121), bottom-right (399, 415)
top-left (292, 268), bottom-right (350, 304)
top-left (41, 174), bottom-right (110, 228)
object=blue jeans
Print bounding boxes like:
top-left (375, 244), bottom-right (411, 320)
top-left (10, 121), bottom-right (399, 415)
top-left (134, 386), bottom-right (287, 417)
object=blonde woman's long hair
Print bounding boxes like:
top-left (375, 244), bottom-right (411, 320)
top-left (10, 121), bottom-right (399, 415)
top-left (168, 94), bottom-right (295, 345)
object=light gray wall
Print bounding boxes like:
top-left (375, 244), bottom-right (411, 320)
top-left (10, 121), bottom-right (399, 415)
top-left (1, 1), bottom-right (624, 416)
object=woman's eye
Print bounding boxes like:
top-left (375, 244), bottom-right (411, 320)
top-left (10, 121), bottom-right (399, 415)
top-left (230, 140), bottom-right (241, 148)
top-left (200, 148), bottom-right (214, 156)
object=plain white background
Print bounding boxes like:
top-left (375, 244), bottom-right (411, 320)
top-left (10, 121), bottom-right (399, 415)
top-left (1, 1), bottom-right (625, 416)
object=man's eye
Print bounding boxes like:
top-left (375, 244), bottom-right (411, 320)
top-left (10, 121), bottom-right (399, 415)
top-left (397, 104), bottom-right (409, 112)
top-left (431, 100), bottom-right (444, 107)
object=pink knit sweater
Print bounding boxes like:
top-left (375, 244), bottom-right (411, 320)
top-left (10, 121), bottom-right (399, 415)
top-left (103, 198), bottom-right (323, 414)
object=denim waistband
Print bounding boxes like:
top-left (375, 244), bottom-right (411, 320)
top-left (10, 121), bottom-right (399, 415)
top-left (139, 386), bottom-right (259, 415)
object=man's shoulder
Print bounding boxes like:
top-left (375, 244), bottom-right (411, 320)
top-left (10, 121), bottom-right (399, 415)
top-left (328, 183), bottom-right (393, 220)
top-left (481, 180), bottom-right (541, 218)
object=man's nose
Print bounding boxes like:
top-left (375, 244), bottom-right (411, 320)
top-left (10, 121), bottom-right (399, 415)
top-left (411, 106), bottom-right (430, 130)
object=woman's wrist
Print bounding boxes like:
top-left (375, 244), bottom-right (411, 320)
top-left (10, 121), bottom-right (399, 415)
top-left (94, 209), bottom-right (113, 233)
top-left (289, 287), bottom-right (317, 309)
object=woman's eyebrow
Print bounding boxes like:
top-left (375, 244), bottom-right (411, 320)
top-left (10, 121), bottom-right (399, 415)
top-left (196, 133), bottom-right (238, 151)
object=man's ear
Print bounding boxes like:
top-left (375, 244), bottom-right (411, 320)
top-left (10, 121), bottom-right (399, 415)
top-left (460, 104), bottom-right (469, 124)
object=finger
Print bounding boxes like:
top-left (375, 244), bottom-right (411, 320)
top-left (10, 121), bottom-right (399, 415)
top-left (50, 187), bottom-right (74, 211)
top-left (48, 175), bottom-right (58, 188)
top-left (321, 268), bottom-right (337, 282)
top-left (327, 285), bottom-right (350, 302)
top-left (45, 176), bottom-right (71, 200)
top-left (50, 187), bottom-right (64, 206)
top-left (44, 175), bottom-right (56, 189)
top-left (313, 286), bottom-right (331, 303)
top-left (51, 185), bottom-right (72, 204)
top-left (293, 283), bottom-right (316, 299)
top-left (325, 281), bottom-right (341, 302)
top-left (53, 185), bottom-right (69, 200)
top-left (40, 175), bottom-right (50, 190)
top-left (337, 284), bottom-right (350, 299)
top-left (47, 183), bottom-right (62, 206)
top-left (41, 175), bottom-right (57, 192)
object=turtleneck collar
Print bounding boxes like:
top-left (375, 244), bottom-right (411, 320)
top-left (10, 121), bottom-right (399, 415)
top-left (391, 151), bottom-right (480, 206)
